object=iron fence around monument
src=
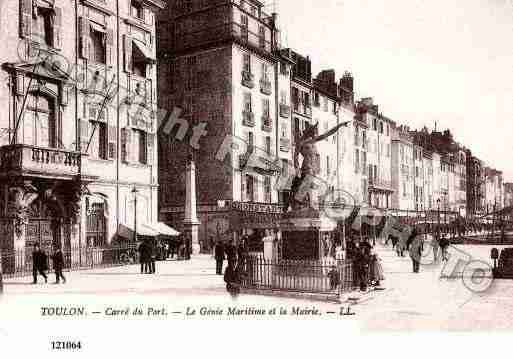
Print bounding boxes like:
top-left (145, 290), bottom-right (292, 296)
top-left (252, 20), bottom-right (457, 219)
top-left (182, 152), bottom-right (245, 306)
top-left (0, 244), bottom-right (139, 280)
top-left (240, 256), bottom-right (356, 299)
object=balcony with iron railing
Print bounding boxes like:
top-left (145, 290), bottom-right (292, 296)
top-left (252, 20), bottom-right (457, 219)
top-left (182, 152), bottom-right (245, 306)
top-left (0, 144), bottom-right (85, 180)
top-left (239, 148), bottom-right (280, 175)
top-left (175, 22), bottom-right (276, 55)
top-left (279, 138), bottom-right (291, 152)
top-left (242, 111), bottom-right (255, 127)
top-left (261, 117), bottom-right (272, 132)
top-left (368, 177), bottom-right (394, 191)
top-left (260, 78), bottom-right (272, 95)
top-left (279, 103), bottom-right (290, 118)
top-left (241, 70), bottom-right (255, 88)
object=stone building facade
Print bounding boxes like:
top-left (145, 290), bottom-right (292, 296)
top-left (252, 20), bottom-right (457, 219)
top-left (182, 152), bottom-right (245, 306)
top-left (0, 0), bottom-right (164, 256)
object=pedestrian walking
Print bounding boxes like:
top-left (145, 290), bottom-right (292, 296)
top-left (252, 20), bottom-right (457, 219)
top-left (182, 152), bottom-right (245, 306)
top-left (407, 229), bottom-right (422, 273)
top-left (432, 231), bottom-right (440, 263)
top-left (369, 250), bottom-right (384, 286)
top-left (440, 234), bottom-right (450, 261)
top-left (354, 245), bottom-right (369, 291)
top-left (225, 240), bottom-right (237, 268)
top-left (51, 246), bottom-right (66, 284)
top-left (32, 243), bottom-right (48, 284)
top-left (327, 265), bottom-right (340, 290)
top-left (138, 240), bottom-right (150, 274)
top-left (214, 241), bottom-right (225, 275)
top-left (149, 240), bottom-right (157, 274)
top-left (237, 240), bottom-right (248, 271)
top-left (224, 261), bottom-right (241, 298)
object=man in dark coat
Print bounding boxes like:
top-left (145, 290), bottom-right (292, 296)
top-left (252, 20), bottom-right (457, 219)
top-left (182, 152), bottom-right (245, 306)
top-left (149, 240), bottom-right (157, 274)
top-left (32, 243), bottom-right (48, 284)
top-left (138, 241), bottom-right (149, 274)
top-left (51, 246), bottom-right (66, 284)
top-left (214, 241), bottom-right (225, 275)
top-left (407, 229), bottom-right (422, 273)
top-left (225, 240), bottom-right (237, 268)
top-left (224, 261), bottom-right (241, 298)
top-left (237, 239), bottom-right (248, 271)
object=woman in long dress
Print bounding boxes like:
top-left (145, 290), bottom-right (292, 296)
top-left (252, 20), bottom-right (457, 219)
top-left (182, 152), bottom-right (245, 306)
top-left (370, 250), bottom-right (385, 286)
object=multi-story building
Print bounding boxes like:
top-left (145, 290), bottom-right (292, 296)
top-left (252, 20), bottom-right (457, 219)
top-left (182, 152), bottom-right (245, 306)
top-left (355, 98), bottom-right (393, 209)
top-left (391, 125), bottom-right (414, 212)
top-left (157, 0), bottom-right (284, 252)
top-left (466, 151), bottom-right (485, 216)
top-left (483, 167), bottom-right (503, 211)
top-left (504, 183), bottom-right (513, 208)
top-left (0, 0), bottom-right (164, 255)
top-left (312, 69), bottom-right (340, 201)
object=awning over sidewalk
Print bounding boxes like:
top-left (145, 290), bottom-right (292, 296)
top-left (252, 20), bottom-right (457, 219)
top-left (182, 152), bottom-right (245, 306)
top-left (143, 222), bottom-right (180, 237)
top-left (118, 222), bottom-right (159, 238)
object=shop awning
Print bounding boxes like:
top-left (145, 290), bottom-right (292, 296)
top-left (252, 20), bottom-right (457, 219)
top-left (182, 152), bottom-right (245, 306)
top-left (143, 222), bottom-right (180, 237)
top-left (133, 40), bottom-right (156, 64)
top-left (118, 222), bottom-right (159, 238)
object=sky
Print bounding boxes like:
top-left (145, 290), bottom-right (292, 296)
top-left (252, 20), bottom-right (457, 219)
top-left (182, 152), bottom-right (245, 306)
top-left (272, 0), bottom-right (513, 181)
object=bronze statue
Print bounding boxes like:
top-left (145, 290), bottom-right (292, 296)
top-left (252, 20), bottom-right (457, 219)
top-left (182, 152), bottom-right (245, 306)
top-left (288, 121), bottom-right (350, 211)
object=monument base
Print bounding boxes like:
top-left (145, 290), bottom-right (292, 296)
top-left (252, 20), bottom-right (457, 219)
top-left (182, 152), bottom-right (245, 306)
top-left (183, 220), bottom-right (200, 256)
top-left (279, 207), bottom-right (338, 261)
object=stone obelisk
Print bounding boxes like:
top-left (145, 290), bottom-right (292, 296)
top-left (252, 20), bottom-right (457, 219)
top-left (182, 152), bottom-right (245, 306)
top-left (184, 154), bottom-right (201, 255)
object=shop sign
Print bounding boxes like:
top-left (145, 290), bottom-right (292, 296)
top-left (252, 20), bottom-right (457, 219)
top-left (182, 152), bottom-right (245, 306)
top-left (230, 201), bottom-right (283, 214)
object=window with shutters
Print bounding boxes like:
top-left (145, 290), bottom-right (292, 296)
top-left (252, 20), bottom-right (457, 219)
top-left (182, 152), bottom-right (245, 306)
top-left (90, 28), bottom-right (106, 64)
top-left (133, 129), bottom-right (147, 164)
top-left (86, 104), bottom-right (108, 159)
top-left (19, 93), bottom-right (56, 148)
top-left (265, 136), bottom-right (271, 155)
top-left (241, 15), bottom-right (249, 42)
top-left (88, 122), bottom-right (108, 160)
top-left (245, 175), bottom-right (254, 202)
top-left (243, 92), bottom-right (252, 113)
top-left (131, 0), bottom-right (144, 20)
top-left (33, 7), bottom-right (53, 46)
top-left (264, 176), bottom-right (271, 203)
top-left (258, 26), bottom-right (265, 49)
top-left (243, 53), bottom-right (251, 73)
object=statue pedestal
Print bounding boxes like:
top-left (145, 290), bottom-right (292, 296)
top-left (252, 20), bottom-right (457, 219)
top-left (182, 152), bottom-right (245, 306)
top-left (263, 235), bottom-right (275, 261)
top-left (183, 220), bottom-right (201, 256)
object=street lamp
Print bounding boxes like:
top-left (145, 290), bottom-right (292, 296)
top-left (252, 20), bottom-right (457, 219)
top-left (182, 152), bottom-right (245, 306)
top-left (437, 198), bottom-right (441, 236)
top-left (131, 186), bottom-right (139, 243)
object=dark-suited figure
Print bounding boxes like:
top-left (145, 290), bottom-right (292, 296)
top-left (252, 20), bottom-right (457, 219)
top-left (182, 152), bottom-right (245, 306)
top-left (51, 247), bottom-right (66, 284)
top-left (138, 241), bottom-right (150, 274)
top-left (225, 241), bottom-right (237, 268)
top-left (224, 261), bottom-right (241, 298)
top-left (32, 243), bottom-right (48, 284)
top-left (407, 228), bottom-right (422, 273)
top-left (149, 240), bottom-right (156, 274)
top-left (237, 240), bottom-right (248, 270)
top-left (214, 242), bottom-right (225, 275)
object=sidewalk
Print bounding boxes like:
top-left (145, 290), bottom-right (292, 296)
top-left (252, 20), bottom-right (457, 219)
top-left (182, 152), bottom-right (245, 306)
top-left (3, 255), bottom-right (227, 297)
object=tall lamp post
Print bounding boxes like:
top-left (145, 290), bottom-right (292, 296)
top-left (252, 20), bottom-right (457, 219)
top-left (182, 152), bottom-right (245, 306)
top-left (437, 198), bottom-right (441, 237)
top-left (131, 186), bottom-right (139, 243)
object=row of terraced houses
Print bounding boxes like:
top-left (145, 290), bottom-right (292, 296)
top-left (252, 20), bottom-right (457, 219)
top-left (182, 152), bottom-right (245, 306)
top-left (156, 0), bottom-right (512, 252)
top-left (0, 0), bottom-right (511, 256)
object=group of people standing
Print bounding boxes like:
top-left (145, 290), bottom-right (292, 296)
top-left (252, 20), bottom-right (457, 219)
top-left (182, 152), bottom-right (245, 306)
top-left (138, 240), bottom-right (157, 274)
top-left (214, 240), bottom-right (249, 297)
top-left (32, 243), bottom-right (66, 285)
top-left (346, 239), bottom-right (385, 292)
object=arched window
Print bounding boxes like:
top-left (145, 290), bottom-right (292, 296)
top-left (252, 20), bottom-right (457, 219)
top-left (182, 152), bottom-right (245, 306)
top-left (20, 92), bottom-right (56, 147)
